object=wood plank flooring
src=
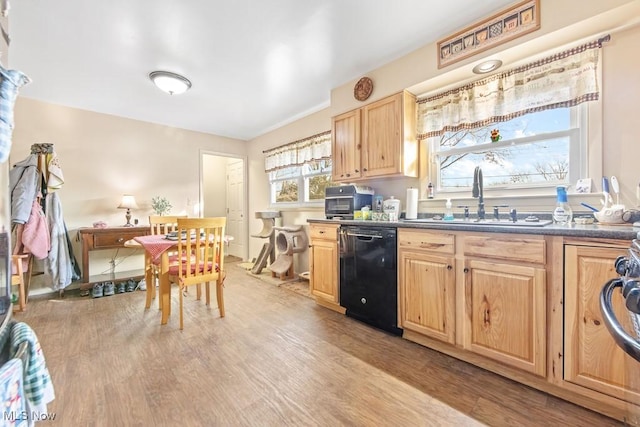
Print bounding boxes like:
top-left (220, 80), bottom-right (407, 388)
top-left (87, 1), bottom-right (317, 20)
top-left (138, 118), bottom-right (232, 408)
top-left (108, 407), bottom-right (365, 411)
top-left (15, 259), bottom-right (622, 426)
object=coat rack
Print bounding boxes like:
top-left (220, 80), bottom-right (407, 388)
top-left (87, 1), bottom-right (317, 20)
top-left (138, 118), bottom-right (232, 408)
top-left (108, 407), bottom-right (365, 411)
top-left (13, 143), bottom-right (79, 299)
top-left (10, 143), bottom-right (55, 306)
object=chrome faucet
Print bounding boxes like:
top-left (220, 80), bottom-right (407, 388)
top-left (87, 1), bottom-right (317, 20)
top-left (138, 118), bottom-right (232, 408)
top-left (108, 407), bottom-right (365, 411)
top-left (472, 166), bottom-right (485, 220)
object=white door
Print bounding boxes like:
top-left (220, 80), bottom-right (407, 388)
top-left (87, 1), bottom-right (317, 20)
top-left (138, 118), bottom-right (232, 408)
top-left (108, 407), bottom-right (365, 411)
top-left (226, 159), bottom-right (245, 259)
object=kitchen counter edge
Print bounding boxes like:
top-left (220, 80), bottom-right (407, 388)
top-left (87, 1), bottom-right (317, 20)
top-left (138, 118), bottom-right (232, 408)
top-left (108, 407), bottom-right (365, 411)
top-left (307, 219), bottom-right (639, 240)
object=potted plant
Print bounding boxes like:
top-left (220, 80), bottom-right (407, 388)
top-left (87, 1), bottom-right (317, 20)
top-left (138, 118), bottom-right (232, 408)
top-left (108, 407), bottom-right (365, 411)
top-left (151, 196), bottom-right (172, 216)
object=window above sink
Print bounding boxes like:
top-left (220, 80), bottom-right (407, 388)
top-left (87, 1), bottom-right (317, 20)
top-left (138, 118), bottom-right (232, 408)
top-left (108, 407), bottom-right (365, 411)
top-left (425, 106), bottom-right (586, 197)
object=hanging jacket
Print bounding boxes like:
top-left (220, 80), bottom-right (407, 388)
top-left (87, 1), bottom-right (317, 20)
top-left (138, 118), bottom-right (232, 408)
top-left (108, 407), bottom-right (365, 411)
top-left (9, 155), bottom-right (39, 224)
top-left (44, 192), bottom-right (74, 290)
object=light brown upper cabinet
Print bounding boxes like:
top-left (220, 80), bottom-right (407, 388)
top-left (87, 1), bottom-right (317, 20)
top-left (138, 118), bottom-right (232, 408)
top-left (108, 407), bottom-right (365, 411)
top-left (331, 91), bottom-right (417, 182)
top-left (332, 109), bottom-right (362, 181)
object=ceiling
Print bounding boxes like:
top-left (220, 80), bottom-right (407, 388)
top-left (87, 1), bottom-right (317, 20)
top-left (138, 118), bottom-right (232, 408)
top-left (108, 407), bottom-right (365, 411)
top-left (9, 0), bottom-right (515, 141)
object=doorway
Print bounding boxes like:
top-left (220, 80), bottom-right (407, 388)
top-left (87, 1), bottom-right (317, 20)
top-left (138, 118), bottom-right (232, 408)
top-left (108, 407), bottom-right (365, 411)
top-left (200, 151), bottom-right (248, 261)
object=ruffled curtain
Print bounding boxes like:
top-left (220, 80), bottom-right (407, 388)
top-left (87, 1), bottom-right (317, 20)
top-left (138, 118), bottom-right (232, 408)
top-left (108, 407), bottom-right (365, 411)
top-left (416, 36), bottom-right (608, 140)
top-left (264, 130), bottom-right (331, 172)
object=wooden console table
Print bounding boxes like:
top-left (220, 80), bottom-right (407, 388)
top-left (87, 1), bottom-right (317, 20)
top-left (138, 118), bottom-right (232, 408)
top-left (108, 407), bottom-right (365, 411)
top-left (78, 226), bottom-right (150, 290)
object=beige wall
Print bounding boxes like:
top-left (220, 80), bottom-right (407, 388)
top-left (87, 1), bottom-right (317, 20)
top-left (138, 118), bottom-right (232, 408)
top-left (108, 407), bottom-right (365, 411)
top-left (602, 24), bottom-right (640, 202)
top-left (11, 99), bottom-right (246, 292)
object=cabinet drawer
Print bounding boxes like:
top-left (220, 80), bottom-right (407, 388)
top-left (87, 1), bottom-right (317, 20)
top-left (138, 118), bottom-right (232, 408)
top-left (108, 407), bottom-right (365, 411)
top-left (398, 229), bottom-right (455, 254)
top-left (309, 224), bottom-right (338, 241)
top-left (463, 234), bottom-right (545, 264)
top-left (94, 230), bottom-right (146, 248)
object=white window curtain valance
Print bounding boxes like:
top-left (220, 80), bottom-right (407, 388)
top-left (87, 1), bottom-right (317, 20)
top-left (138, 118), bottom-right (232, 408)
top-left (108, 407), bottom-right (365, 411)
top-left (416, 35), bottom-right (609, 140)
top-left (264, 130), bottom-right (331, 173)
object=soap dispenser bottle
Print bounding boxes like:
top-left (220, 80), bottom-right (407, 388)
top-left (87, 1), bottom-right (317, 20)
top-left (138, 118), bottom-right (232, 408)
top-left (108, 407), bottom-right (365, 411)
top-left (553, 186), bottom-right (573, 225)
top-left (444, 199), bottom-right (454, 221)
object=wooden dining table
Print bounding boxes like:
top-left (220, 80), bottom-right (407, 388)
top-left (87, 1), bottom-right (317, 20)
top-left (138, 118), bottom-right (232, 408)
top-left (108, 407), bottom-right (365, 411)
top-left (125, 233), bottom-right (234, 325)
top-left (125, 234), bottom-right (177, 324)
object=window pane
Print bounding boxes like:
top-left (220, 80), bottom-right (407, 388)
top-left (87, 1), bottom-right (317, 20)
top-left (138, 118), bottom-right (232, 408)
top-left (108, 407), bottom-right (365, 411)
top-left (273, 179), bottom-right (298, 202)
top-left (440, 138), bottom-right (570, 189)
top-left (439, 109), bottom-right (570, 152)
top-left (303, 159), bottom-right (332, 176)
top-left (307, 175), bottom-right (332, 201)
top-left (272, 166), bottom-right (300, 180)
top-left (436, 108), bottom-right (574, 190)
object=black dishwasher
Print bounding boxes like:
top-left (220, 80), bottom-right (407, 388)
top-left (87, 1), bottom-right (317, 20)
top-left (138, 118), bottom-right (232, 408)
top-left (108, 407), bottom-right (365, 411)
top-left (339, 226), bottom-right (402, 336)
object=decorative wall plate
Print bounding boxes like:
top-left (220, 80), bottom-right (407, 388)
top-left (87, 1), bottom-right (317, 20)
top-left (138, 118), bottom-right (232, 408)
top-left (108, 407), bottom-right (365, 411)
top-left (354, 77), bottom-right (373, 101)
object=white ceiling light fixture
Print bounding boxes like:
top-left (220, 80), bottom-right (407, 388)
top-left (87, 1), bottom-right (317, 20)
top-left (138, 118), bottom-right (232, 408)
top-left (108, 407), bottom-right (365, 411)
top-left (472, 59), bottom-right (503, 74)
top-left (149, 71), bottom-right (192, 95)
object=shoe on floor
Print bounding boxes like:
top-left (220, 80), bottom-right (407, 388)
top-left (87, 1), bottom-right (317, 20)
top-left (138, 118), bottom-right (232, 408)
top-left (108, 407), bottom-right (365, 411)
top-left (117, 282), bottom-right (126, 293)
top-left (92, 283), bottom-right (104, 298)
top-left (138, 278), bottom-right (146, 291)
top-left (126, 279), bottom-right (137, 292)
top-left (103, 282), bottom-right (115, 296)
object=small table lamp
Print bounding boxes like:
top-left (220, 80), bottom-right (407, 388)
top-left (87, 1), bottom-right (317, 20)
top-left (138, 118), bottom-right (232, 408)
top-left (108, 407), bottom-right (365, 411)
top-left (118, 194), bottom-right (138, 227)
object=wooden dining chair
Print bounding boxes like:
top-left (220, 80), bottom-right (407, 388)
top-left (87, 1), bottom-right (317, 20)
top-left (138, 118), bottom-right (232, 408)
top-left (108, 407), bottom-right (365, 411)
top-left (146, 215), bottom-right (187, 309)
top-left (167, 217), bottom-right (227, 330)
top-left (149, 215), bottom-right (187, 236)
top-left (11, 254), bottom-right (31, 312)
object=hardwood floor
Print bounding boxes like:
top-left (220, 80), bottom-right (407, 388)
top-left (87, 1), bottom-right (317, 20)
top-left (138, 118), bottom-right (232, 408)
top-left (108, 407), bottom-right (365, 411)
top-left (16, 259), bottom-right (621, 426)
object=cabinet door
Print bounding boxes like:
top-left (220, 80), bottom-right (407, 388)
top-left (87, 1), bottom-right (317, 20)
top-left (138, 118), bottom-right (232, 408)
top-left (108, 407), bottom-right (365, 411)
top-left (331, 109), bottom-right (361, 182)
top-left (362, 93), bottom-right (402, 178)
top-left (310, 239), bottom-right (338, 303)
top-left (564, 245), bottom-right (640, 404)
top-left (399, 250), bottom-right (455, 344)
top-left (463, 259), bottom-right (546, 377)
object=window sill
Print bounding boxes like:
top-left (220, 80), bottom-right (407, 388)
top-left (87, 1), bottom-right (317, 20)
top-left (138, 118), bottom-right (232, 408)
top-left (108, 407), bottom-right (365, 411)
top-left (269, 203), bottom-right (324, 212)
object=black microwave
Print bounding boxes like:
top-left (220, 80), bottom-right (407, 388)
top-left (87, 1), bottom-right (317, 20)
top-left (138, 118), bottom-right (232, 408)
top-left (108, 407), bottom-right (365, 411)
top-left (325, 185), bottom-right (374, 219)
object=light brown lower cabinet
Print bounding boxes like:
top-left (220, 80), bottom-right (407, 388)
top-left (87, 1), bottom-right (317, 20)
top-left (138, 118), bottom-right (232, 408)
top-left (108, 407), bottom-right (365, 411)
top-left (398, 230), bottom-right (456, 344)
top-left (309, 223), bottom-right (343, 313)
top-left (564, 243), bottom-right (640, 412)
top-left (462, 258), bottom-right (547, 377)
top-left (461, 234), bottom-right (547, 377)
top-left (398, 229), bottom-right (546, 376)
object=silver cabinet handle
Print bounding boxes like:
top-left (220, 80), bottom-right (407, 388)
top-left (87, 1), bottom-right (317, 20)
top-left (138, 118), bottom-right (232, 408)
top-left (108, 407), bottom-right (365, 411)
top-left (345, 232), bottom-right (382, 239)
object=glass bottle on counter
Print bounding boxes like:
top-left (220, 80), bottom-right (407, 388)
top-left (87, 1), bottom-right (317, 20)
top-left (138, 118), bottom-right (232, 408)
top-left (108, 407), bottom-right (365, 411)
top-left (427, 182), bottom-right (435, 199)
top-left (553, 186), bottom-right (573, 225)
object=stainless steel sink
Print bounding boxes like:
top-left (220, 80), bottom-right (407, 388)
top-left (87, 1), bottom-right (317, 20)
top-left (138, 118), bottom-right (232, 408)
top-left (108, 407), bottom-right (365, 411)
top-left (402, 218), bottom-right (553, 227)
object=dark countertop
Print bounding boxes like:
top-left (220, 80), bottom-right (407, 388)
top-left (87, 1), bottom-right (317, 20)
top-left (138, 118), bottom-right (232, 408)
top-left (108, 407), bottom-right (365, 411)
top-left (308, 218), bottom-right (640, 241)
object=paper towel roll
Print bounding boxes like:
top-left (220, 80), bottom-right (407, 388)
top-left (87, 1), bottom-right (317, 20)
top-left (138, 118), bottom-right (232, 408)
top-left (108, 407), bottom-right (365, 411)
top-left (406, 188), bottom-right (418, 219)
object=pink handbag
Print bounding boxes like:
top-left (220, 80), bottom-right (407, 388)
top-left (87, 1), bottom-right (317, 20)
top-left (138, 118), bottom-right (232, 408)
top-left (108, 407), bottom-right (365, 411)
top-left (22, 198), bottom-right (51, 260)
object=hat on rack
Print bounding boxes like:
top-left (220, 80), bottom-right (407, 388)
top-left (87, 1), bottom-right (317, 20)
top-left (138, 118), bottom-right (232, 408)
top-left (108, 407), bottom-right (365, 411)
top-left (46, 152), bottom-right (64, 191)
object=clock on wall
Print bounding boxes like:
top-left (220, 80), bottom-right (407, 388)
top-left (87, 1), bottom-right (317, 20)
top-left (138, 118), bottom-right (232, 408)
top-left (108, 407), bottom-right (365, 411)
top-left (354, 77), bottom-right (373, 101)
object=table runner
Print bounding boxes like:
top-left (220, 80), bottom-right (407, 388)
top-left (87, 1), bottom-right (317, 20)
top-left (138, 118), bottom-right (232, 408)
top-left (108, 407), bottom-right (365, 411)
top-left (133, 235), bottom-right (176, 262)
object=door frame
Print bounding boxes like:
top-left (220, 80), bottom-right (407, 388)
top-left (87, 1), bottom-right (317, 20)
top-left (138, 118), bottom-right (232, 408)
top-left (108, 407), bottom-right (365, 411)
top-left (199, 150), bottom-right (249, 262)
